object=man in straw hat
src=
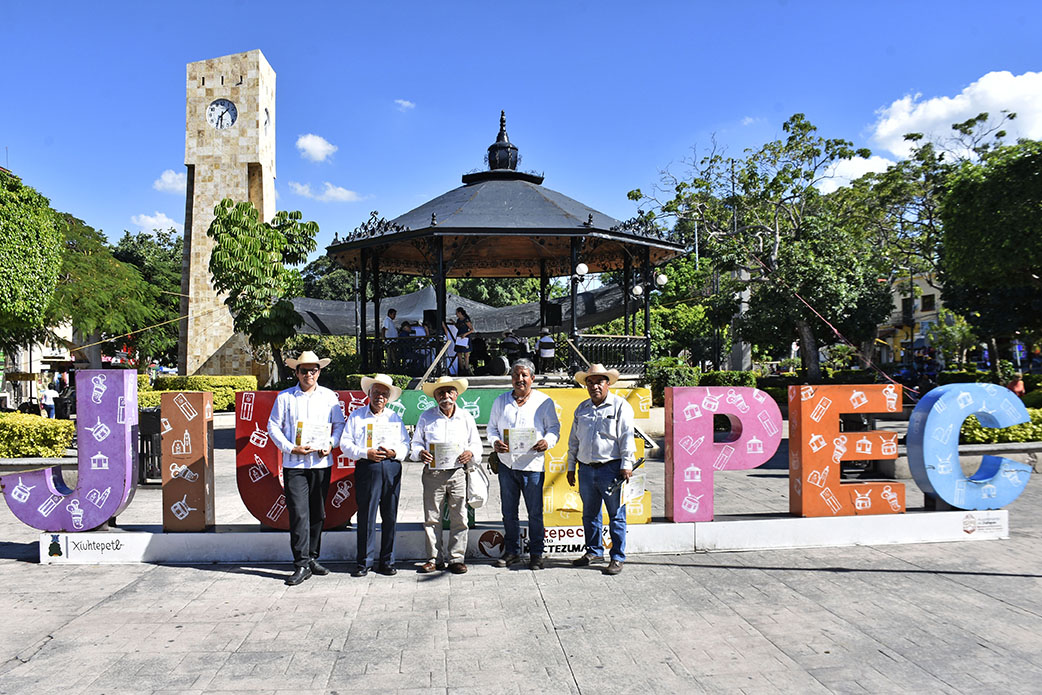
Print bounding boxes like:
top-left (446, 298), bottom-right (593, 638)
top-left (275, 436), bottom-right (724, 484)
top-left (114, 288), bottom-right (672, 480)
top-left (410, 376), bottom-right (483, 574)
top-left (566, 364), bottom-right (636, 576)
top-left (339, 374), bottom-right (410, 577)
top-left (487, 358), bottom-right (560, 570)
top-left (267, 350), bottom-right (345, 586)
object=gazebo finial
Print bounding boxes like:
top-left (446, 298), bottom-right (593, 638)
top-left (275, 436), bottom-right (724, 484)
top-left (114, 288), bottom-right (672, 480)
top-left (487, 110), bottom-right (519, 171)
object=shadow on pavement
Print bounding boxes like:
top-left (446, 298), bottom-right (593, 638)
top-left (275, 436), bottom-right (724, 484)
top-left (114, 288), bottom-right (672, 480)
top-left (0, 541), bottom-right (39, 562)
top-left (635, 558), bottom-right (1042, 579)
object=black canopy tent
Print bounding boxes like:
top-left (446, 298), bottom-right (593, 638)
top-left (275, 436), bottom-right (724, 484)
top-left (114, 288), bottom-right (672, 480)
top-left (325, 113), bottom-right (687, 374)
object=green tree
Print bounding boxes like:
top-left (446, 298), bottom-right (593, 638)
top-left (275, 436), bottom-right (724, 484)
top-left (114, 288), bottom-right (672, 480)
top-left (112, 228), bottom-right (183, 367)
top-left (449, 277), bottom-right (544, 308)
top-left (46, 214), bottom-right (157, 356)
top-left (302, 255), bottom-right (355, 300)
top-left (632, 114), bottom-right (889, 381)
top-left (925, 309), bottom-right (978, 368)
top-left (941, 139), bottom-right (1042, 295)
top-left (207, 199), bottom-right (318, 381)
top-left (0, 171), bottom-right (63, 352)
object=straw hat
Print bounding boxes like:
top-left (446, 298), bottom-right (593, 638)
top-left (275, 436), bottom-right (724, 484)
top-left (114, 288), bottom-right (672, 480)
top-left (285, 350), bottom-right (331, 369)
top-left (360, 373), bottom-right (403, 403)
top-left (574, 363), bottom-right (620, 387)
top-left (421, 375), bottom-right (469, 398)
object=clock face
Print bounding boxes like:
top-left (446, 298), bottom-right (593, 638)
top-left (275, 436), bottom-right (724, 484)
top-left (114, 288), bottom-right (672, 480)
top-left (206, 99), bottom-right (238, 130)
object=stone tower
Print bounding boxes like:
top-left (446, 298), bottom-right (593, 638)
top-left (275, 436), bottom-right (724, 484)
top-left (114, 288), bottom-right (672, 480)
top-left (178, 50), bottom-right (275, 376)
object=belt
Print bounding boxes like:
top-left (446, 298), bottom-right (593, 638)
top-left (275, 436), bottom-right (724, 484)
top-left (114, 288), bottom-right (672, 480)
top-left (579, 458), bottom-right (621, 468)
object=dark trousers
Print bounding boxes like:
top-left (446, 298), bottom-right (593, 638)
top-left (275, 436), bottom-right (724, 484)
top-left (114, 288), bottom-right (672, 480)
top-left (284, 467), bottom-right (331, 568)
top-left (355, 458), bottom-right (402, 568)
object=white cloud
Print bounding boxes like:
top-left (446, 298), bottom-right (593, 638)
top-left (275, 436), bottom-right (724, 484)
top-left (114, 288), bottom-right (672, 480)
top-left (871, 71), bottom-right (1042, 159)
top-left (741, 116), bottom-right (761, 127)
top-left (132, 211), bottom-right (182, 232)
top-left (819, 155), bottom-right (895, 193)
top-left (288, 181), bottom-right (364, 203)
top-left (296, 133), bottom-right (338, 162)
top-left (395, 99), bottom-right (416, 112)
top-left (152, 169), bottom-right (186, 193)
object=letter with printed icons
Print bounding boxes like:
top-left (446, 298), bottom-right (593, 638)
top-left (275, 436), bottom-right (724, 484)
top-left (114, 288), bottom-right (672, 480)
top-left (788, 384), bottom-right (905, 518)
top-left (665, 386), bottom-right (783, 521)
top-left (907, 383), bottom-right (1031, 510)
top-left (160, 392), bottom-right (215, 532)
top-left (540, 387), bottom-right (652, 527)
top-left (0, 370), bottom-right (138, 532)
top-left (234, 391), bottom-right (358, 529)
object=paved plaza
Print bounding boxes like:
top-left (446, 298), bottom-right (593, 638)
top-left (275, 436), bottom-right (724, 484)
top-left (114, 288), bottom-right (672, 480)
top-left (1, 412), bottom-right (1041, 694)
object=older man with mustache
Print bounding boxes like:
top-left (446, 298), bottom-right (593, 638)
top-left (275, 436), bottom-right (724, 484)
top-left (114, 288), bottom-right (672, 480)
top-left (410, 376), bottom-right (483, 574)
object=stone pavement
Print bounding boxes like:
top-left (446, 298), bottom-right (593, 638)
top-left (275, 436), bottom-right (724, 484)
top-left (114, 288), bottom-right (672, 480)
top-left (2, 412), bottom-right (1042, 693)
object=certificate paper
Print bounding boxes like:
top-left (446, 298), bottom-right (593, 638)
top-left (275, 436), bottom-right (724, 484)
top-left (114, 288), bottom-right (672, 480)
top-left (504, 427), bottom-right (538, 454)
top-left (366, 422), bottom-right (400, 451)
top-left (623, 471), bottom-right (646, 505)
top-left (429, 442), bottom-right (464, 470)
top-left (296, 421), bottom-right (332, 449)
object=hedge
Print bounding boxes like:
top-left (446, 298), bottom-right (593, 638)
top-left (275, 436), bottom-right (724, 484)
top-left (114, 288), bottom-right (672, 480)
top-left (0, 413), bottom-right (76, 457)
top-left (138, 389), bottom-right (237, 411)
top-left (961, 409), bottom-right (1042, 444)
top-left (138, 374), bottom-right (151, 392)
top-left (1023, 391), bottom-right (1042, 409)
top-left (1024, 374), bottom-right (1041, 392)
top-left (644, 358), bottom-right (700, 407)
top-left (699, 371), bottom-right (757, 388)
top-left (152, 375), bottom-right (258, 392)
top-left (938, 370), bottom-right (994, 385)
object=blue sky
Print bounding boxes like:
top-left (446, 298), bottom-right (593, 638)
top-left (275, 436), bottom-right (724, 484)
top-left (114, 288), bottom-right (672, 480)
top-left (3, 1), bottom-right (1041, 259)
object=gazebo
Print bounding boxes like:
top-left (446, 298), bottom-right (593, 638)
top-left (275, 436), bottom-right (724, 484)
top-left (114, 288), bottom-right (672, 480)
top-left (326, 113), bottom-right (687, 375)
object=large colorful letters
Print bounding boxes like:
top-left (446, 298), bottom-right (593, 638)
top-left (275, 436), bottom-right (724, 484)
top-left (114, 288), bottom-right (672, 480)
top-left (235, 390), bottom-right (359, 530)
top-left (161, 391), bottom-right (215, 531)
top-left (665, 387), bottom-right (783, 521)
top-left (907, 383), bottom-right (1031, 510)
top-left (789, 384), bottom-right (905, 517)
top-left (0, 370), bottom-right (138, 532)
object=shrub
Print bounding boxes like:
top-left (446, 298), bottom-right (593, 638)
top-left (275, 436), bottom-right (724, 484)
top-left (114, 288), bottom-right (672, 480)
top-left (828, 369), bottom-right (870, 384)
top-left (138, 387), bottom-right (241, 411)
top-left (699, 371), bottom-right (756, 388)
top-left (760, 386), bottom-right (789, 408)
top-left (1023, 374), bottom-right (1041, 392)
top-left (1023, 391), bottom-right (1042, 409)
top-left (938, 370), bottom-right (992, 385)
top-left (644, 357), bottom-right (700, 407)
top-left (152, 375), bottom-right (257, 392)
top-left (283, 335), bottom-right (361, 390)
top-left (960, 409), bottom-right (1042, 444)
top-left (0, 413), bottom-right (76, 457)
top-left (138, 374), bottom-right (152, 392)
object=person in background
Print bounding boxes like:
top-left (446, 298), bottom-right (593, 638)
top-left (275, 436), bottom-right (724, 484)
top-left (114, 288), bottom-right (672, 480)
top-left (1007, 373), bottom-right (1026, 398)
top-left (410, 376), bottom-right (483, 574)
top-left (454, 307), bottom-right (474, 374)
top-left (566, 364), bottom-right (635, 576)
top-left (339, 374), bottom-right (409, 577)
top-left (537, 328), bottom-right (556, 374)
top-left (382, 308), bottom-right (399, 369)
top-left (487, 358), bottom-right (560, 570)
top-left (267, 351), bottom-right (346, 586)
top-left (40, 384), bottom-right (59, 418)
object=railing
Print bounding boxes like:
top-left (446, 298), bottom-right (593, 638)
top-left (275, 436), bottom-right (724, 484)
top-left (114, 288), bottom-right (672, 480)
top-left (367, 336), bottom-right (457, 377)
top-left (571, 335), bottom-right (649, 375)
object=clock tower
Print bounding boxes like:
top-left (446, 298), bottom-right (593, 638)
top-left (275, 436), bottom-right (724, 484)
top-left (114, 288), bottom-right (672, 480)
top-left (179, 50), bottom-right (276, 376)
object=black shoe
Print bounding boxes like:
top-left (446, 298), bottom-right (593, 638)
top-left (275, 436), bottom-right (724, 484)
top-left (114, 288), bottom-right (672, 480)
top-left (448, 562), bottom-right (468, 574)
top-left (376, 564), bottom-right (397, 576)
top-left (351, 566), bottom-right (370, 578)
top-left (603, 560), bottom-right (624, 576)
top-left (529, 556), bottom-right (544, 570)
top-left (285, 566), bottom-right (312, 586)
top-left (572, 552), bottom-right (602, 567)
top-left (494, 553), bottom-right (521, 568)
top-left (309, 560), bottom-right (330, 576)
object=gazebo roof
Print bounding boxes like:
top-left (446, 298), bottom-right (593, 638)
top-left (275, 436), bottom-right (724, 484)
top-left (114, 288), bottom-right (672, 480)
top-left (326, 113), bottom-right (686, 278)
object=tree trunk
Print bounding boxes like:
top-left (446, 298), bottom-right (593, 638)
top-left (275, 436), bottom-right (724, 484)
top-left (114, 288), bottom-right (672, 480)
top-left (270, 343), bottom-right (288, 387)
top-left (796, 320), bottom-right (822, 383)
top-left (989, 337), bottom-right (1001, 378)
top-left (859, 339), bottom-right (873, 369)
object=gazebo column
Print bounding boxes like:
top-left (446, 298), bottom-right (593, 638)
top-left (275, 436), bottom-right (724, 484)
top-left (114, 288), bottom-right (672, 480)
top-left (569, 237), bottom-right (579, 344)
top-left (372, 252), bottom-right (381, 370)
top-left (623, 252), bottom-right (632, 335)
top-left (360, 248), bottom-right (369, 372)
top-left (539, 259), bottom-right (548, 330)
top-left (643, 246), bottom-right (652, 363)
top-left (434, 237), bottom-right (446, 369)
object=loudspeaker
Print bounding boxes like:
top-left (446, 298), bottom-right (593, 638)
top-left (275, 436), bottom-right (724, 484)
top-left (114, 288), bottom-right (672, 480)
top-left (545, 304), bottom-right (562, 326)
top-left (423, 309), bottom-right (439, 330)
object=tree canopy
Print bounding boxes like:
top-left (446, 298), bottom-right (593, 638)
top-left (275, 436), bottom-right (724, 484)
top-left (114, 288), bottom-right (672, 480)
top-left (0, 171), bottom-right (63, 352)
top-left (207, 199), bottom-right (318, 378)
top-left (112, 228), bottom-right (183, 366)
